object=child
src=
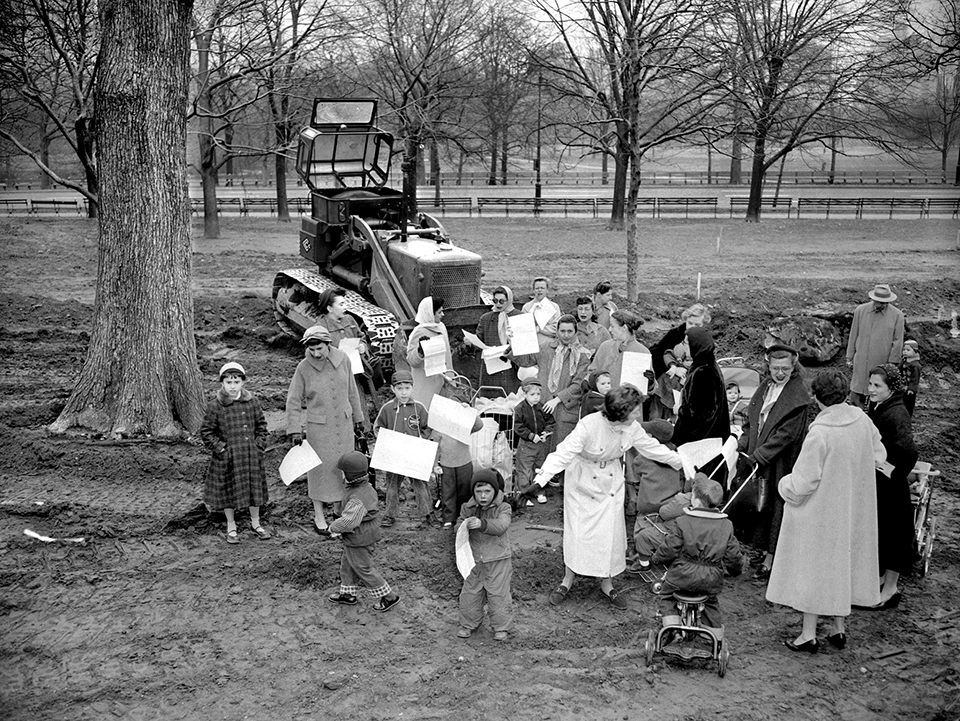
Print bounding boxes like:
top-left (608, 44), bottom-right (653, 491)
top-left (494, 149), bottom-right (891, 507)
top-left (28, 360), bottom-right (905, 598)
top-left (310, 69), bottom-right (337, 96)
top-left (431, 378), bottom-right (485, 529)
top-left (456, 469), bottom-right (513, 641)
top-left (513, 378), bottom-right (556, 505)
top-left (726, 381), bottom-right (749, 436)
top-left (579, 370), bottom-right (612, 418)
top-left (373, 370), bottom-right (432, 528)
top-left (651, 476), bottom-right (743, 640)
top-left (200, 362), bottom-right (270, 545)
top-left (900, 340), bottom-right (920, 416)
top-left (328, 451), bottom-right (401, 612)
top-left (629, 419), bottom-right (683, 520)
top-left (630, 477), bottom-right (693, 573)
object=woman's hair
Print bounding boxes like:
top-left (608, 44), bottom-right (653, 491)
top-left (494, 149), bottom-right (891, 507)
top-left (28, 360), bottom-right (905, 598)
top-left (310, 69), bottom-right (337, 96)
top-left (811, 369), bottom-right (849, 406)
top-left (532, 276), bottom-right (550, 288)
top-left (869, 364), bottom-right (903, 394)
top-left (432, 297), bottom-right (445, 314)
top-left (767, 348), bottom-right (797, 362)
top-left (603, 385), bottom-right (642, 422)
top-left (681, 303), bottom-right (711, 325)
top-left (575, 296), bottom-right (593, 308)
top-left (594, 280), bottom-right (613, 295)
top-left (612, 309), bottom-right (644, 335)
top-left (493, 286), bottom-right (508, 299)
top-left (556, 313), bottom-right (577, 331)
top-left (318, 288), bottom-right (346, 314)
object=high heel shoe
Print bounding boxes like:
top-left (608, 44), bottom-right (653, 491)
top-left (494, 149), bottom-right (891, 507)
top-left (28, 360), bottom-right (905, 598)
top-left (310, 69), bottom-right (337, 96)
top-left (784, 638), bottom-right (819, 654)
top-left (877, 592), bottom-right (901, 610)
top-left (826, 632), bottom-right (846, 650)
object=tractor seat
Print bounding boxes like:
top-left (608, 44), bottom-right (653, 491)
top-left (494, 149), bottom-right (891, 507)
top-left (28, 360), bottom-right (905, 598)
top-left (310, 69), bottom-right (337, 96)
top-left (673, 592), bottom-right (710, 604)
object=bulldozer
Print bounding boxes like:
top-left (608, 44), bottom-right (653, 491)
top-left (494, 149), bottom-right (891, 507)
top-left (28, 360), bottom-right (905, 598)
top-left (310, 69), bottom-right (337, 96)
top-left (272, 98), bottom-right (488, 377)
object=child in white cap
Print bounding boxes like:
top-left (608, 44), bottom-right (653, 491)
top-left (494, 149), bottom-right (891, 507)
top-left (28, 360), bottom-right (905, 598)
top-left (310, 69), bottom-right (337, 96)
top-left (200, 361), bottom-right (270, 544)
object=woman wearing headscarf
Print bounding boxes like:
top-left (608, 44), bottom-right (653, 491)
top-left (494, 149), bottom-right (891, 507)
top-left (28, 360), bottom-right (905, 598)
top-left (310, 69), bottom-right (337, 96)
top-left (286, 325), bottom-right (366, 534)
top-left (648, 303), bottom-right (711, 421)
top-left (475, 285), bottom-right (527, 394)
top-left (672, 326), bottom-right (730, 447)
top-left (315, 288), bottom-right (380, 391)
top-left (866, 364), bottom-right (918, 609)
top-left (406, 296), bottom-right (452, 409)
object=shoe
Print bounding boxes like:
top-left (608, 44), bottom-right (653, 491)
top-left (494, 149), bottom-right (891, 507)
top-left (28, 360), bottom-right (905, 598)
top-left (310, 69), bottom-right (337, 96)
top-left (525, 500), bottom-right (535, 507)
top-left (225, 529), bottom-right (239, 545)
top-left (373, 595), bottom-right (401, 613)
top-left (548, 585), bottom-right (570, 606)
top-left (313, 524), bottom-right (331, 537)
top-left (494, 631), bottom-right (508, 641)
top-left (784, 638), bottom-right (819, 654)
top-left (251, 525), bottom-right (272, 540)
top-left (422, 514), bottom-right (440, 528)
top-left (380, 516), bottom-right (395, 528)
top-left (826, 632), bottom-right (847, 650)
top-left (536, 494), bottom-right (547, 504)
top-left (754, 565), bottom-right (771, 580)
top-left (457, 627), bottom-right (472, 638)
top-left (875, 592), bottom-right (902, 610)
top-left (443, 522), bottom-right (453, 529)
top-left (627, 560), bottom-right (651, 575)
top-left (546, 480), bottom-right (561, 488)
top-left (328, 592), bottom-right (358, 606)
top-left (605, 589), bottom-right (628, 610)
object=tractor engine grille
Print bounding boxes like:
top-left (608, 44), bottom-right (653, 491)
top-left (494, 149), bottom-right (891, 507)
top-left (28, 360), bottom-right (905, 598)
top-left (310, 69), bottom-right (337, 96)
top-left (430, 265), bottom-right (481, 308)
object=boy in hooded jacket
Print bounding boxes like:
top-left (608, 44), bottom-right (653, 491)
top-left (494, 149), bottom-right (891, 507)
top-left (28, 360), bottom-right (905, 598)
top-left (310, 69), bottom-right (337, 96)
top-left (456, 469), bottom-right (513, 641)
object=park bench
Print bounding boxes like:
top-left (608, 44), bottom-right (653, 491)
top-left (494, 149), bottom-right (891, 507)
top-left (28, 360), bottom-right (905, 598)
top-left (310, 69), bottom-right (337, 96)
top-left (218, 198), bottom-right (245, 215)
top-left (728, 197), bottom-right (793, 218)
top-left (796, 198), bottom-right (863, 218)
top-left (595, 197), bottom-right (659, 218)
top-left (1, 198), bottom-right (31, 215)
top-left (476, 197), bottom-right (541, 216)
top-left (418, 197), bottom-right (473, 217)
top-left (243, 198), bottom-right (277, 215)
top-left (924, 198), bottom-right (960, 219)
top-left (657, 197), bottom-right (718, 218)
top-left (30, 199), bottom-right (82, 216)
top-left (857, 198), bottom-right (926, 219)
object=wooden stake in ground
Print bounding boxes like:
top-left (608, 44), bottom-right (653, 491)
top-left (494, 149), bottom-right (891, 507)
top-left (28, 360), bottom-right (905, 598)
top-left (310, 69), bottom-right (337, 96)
top-left (50, 0), bottom-right (203, 439)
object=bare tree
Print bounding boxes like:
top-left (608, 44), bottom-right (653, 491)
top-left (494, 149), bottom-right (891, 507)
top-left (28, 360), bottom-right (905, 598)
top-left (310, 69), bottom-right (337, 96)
top-left (0, 0), bottom-right (100, 214)
top-left (51, 0), bottom-right (203, 438)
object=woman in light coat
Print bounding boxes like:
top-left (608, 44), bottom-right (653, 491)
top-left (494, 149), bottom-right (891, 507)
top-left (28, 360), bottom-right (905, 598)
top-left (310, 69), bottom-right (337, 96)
top-left (521, 386), bottom-right (684, 609)
top-left (406, 296), bottom-right (451, 409)
top-left (286, 325), bottom-right (366, 534)
top-left (766, 370), bottom-right (886, 653)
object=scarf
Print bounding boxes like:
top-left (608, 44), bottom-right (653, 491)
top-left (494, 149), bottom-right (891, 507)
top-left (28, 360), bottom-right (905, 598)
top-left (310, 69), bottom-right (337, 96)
top-left (414, 296), bottom-right (444, 333)
top-left (496, 286), bottom-right (516, 346)
top-left (547, 339), bottom-right (582, 394)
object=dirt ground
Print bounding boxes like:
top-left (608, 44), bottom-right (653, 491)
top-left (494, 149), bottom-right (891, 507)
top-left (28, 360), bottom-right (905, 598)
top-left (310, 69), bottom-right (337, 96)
top-left (1, 216), bottom-right (960, 721)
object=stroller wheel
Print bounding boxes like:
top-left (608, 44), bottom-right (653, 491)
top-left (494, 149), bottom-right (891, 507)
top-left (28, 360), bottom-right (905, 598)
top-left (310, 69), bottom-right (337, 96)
top-left (718, 646), bottom-right (730, 677)
top-left (645, 630), bottom-right (656, 666)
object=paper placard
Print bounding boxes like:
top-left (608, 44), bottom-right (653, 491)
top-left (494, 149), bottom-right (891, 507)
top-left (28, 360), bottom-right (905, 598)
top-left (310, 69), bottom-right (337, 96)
top-left (463, 329), bottom-right (487, 349)
top-left (677, 438), bottom-right (724, 481)
top-left (279, 440), bottom-right (322, 486)
top-left (620, 351), bottom-right (652, 390)
top-left (370, 428), bottom-right (438, 481)
top-left (456, 522), bottom-right (476, 579)
top-left (878, 460), bottom-right (895, 478)
top-left (672, 389), bottom-right (682, 414)
top-left (482, 344), bottom-right (512, 374)
top-left (420, 335), bottom-right (449, 377)
top-left (721, 435), bottom-right (740, 484)
top-left (339, 338), bottom-right (364, 374)
top-left (532, 303), bottom-right (556, 333)
top-left (667, 365), bottom-right (688, 380)
top-left (428, 395), bottom-right (479, 444)
top-left (508, 313), bottom-right (540, 356)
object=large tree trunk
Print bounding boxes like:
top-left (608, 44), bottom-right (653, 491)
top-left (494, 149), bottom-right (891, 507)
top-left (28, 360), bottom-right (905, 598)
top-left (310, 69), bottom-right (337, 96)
top-left (625, 158), bottom-right (642, 300)
top-left (608, 122), bottom-right (629, 230)
top-left (745, 130), bottom-right (767, 222)
top-left (195, 27), bottom-right (220, 239)
top-left (50, 0), bottom-right (203, 438)
top-left (499, 127), bottom-right (507, 185)
top-left (487, 126), bottom-right (498, 185)
top-left (275, 144), bottom-right (290, 221)
top-left (402, 131), bottom-right (420, 221)
top-left (75, 115), bottom-right (99, 218)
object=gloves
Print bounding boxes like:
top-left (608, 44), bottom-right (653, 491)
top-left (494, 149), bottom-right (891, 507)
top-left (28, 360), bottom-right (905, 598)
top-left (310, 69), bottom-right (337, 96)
top-left (289, 433), bottom-right (303, 447)
top-left (643, 369), bottom-right (655, 382)
top-left (354, 422), bottom-right (367, 438)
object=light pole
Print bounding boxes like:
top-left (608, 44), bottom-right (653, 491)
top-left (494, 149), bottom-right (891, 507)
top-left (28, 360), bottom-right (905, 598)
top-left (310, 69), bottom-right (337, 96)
top-left (535, 73), bottom-right (542, 206)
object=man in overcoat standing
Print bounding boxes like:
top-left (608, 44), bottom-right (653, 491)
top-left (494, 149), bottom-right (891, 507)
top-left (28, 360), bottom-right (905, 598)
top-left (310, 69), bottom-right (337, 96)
top-left (846, 284), bottom-right (904, 408)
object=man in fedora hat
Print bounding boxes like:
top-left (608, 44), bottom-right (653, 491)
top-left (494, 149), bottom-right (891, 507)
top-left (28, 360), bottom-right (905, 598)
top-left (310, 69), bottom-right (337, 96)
top-left (846, 284), bottom-right (905, 408)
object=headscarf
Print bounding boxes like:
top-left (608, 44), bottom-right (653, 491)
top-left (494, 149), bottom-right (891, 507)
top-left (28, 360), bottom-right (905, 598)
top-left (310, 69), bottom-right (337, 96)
top-left (495, 286), bottom-right (516, 346)
top-left (878, 363), bottom-right (904, 394)
top-left (317, 289), bottom-right (337, 316)
top-left (581, 369), bottom-right (609, 395)
top-left (686, 326), bottom-right (717, 369)
top-left (414, 296), bottom-right (444, 332)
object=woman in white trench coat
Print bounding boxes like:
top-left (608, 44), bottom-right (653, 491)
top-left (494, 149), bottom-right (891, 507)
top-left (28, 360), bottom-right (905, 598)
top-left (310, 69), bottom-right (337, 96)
top-left (521, 386), bottom-right (684, 609)
top-left (766, 370), bottom-right (887, 653)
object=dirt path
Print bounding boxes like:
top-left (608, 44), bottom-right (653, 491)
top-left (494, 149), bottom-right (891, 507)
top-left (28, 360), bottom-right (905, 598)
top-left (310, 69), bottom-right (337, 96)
top-left (1, 218), bottom-right (959, 720)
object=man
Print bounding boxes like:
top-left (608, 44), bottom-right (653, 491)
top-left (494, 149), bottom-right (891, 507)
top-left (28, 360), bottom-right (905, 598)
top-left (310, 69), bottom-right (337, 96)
top-left (846, 284), bottom-right (904, 408)
top-left (522, 277), bottom-right (562, 344)
top-left (574, 296), bottom-right (611, 354)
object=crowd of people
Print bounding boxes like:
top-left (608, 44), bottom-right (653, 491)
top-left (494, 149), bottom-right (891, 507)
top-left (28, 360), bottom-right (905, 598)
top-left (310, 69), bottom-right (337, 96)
top-left (197, 279), bottom-right (921, 650)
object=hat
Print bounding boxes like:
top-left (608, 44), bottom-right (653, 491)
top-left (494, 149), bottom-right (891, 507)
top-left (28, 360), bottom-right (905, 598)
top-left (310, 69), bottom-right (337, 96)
top-left (391, 370), bottom-right (414, 386)
top-left (520, 377), bottom-right (542, 391)
top-left (471, 468), bottom-right (504, 494)
top-left (868, 284), bottom-right (897, 302)
top-left (641, 419), bottom-right (674, 444)
top-left (766, 342), bottom-right (799, 356)
top-left (219, 361), bottom-right (246, 380)
top-left (904, 340), bottom-right (918, 350)
top-left (336, 450), bottom-right (369, 481)
top-left (301, 325), bottom-right (332, 345)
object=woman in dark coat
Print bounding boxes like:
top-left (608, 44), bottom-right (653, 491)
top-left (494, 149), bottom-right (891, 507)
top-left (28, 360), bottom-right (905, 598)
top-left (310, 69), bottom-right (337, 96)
top-left (736, 344), bottom-right (811, 578)
top-left (867, 364), bottom-right (918, 608)
top-left (475, 285), bottom-right (526, 394)
top-left (672, 326), bottom-right (730, 447)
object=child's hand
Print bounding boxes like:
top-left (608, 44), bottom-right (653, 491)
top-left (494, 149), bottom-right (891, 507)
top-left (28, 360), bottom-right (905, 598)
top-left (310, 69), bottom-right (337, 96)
top-left (532, 434), bottom-right (543, 443)
top-left (466, 517), bottom-right (482, 530)
top-left (434, 465), bottom-right (443, 476)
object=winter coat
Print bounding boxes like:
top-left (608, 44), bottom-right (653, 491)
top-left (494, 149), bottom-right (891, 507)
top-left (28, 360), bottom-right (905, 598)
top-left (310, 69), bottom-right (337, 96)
top-left (766, 403), bottom-right (886, 616)
top-left (374, 398), bottom-right (429, 439)
top-left (633, 452), bottom-right (686, 514)
top-left (457, 489), bottom-right (512, 563)
top-left (514, 399), bottom-right (556, 442)
top-left (515, 338), bottom-right (591, 440)
top-left (588, 337), bottom-right (651, 392)
top-left (285, 347), bottom-right (365, 503)
top-left (336, 481), bottom-right (381, 548)
top-left (846, 302), bottom-right (905, 395)
top-left (538, 413), bottom-right (682, 577)
top-left (576, 320), bottom-right (611, 353)
top-left (673, 327), bottom-right (730, 446)
top-left (476, 307), bottom-right (526, 394)
top-left (406, 315), bottom-right (452, 410)
top-left (200, 389), bottom-right (269, 510)
top-left (868, 393), bottom-right (918, 484)
top-left (652, 507), bottom-right (743, 595)
top-left (650, 322), bottom-right (688, 380)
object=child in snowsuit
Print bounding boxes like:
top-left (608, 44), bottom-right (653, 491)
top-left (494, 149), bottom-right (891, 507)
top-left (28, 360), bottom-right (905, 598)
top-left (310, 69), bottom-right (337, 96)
top-left (726, 381), bottom-right (749, 437)
top-left (652, 476), bottom-right (743, 638)
top-left (374, 370), bottom-right (432, 528)
top-left (900, 340), bottom-right (920, 416)
top-left (579, 369), bottom-right (612, 418)
top-left (328, 451), bottom-right (401, 612)
top-left (457, 469), bottom-right (513, 641)
top-left (200, 361), bottom-right (270, 545)
top-left (513, 378), bottom-right (555, 505)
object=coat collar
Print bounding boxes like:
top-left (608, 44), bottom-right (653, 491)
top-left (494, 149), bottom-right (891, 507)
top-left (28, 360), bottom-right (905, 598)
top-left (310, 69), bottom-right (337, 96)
top-left (684, 506), bottom-right (727, 519)
top-left (217, 388), bottom-right (252, 405)
top-left (304, 346), bottom-right (348, 371)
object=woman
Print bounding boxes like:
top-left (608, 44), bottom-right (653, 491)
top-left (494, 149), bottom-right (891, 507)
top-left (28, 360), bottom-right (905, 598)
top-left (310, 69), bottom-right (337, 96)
top-left (521, 386), bottom-right (684, 609)
top-left (672, 326), bottom-right (730, 447)
top-left (588, 310), bottom-right (651, 392)
top-left (406, 296), bottom-right (452, 409)
top-left (592, 280), bottom-right (618, 329)
top-left (475, 286), bottom-right (526, 394)
top-left (649, 303), bottom-right (711, 421)
top-left (286, 325), bottom-right (366, 534)
top-left (867, 364), bottom-right (918, 608)
top-left (766, 370), bottom-right (886, 653)
top-left (315, 288), bottom-right (380, 390)
top-left (574, 296), bottom-right (611, 353)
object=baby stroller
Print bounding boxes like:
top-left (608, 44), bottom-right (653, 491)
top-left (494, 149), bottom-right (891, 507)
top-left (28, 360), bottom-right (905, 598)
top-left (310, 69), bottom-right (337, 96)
top-left (909, 461), bottom-right (939, 576)
top-left (644, 592), bottom-right (730, 677)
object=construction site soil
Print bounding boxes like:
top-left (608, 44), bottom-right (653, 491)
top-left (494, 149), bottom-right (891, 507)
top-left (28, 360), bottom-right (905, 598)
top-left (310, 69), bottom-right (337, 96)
top-left (1, 217), bottom-right (959, 720)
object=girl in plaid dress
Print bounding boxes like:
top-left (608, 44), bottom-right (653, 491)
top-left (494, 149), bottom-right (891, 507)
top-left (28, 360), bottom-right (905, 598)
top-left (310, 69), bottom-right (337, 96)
top-left (201, 362), bottom-right (270, 544)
